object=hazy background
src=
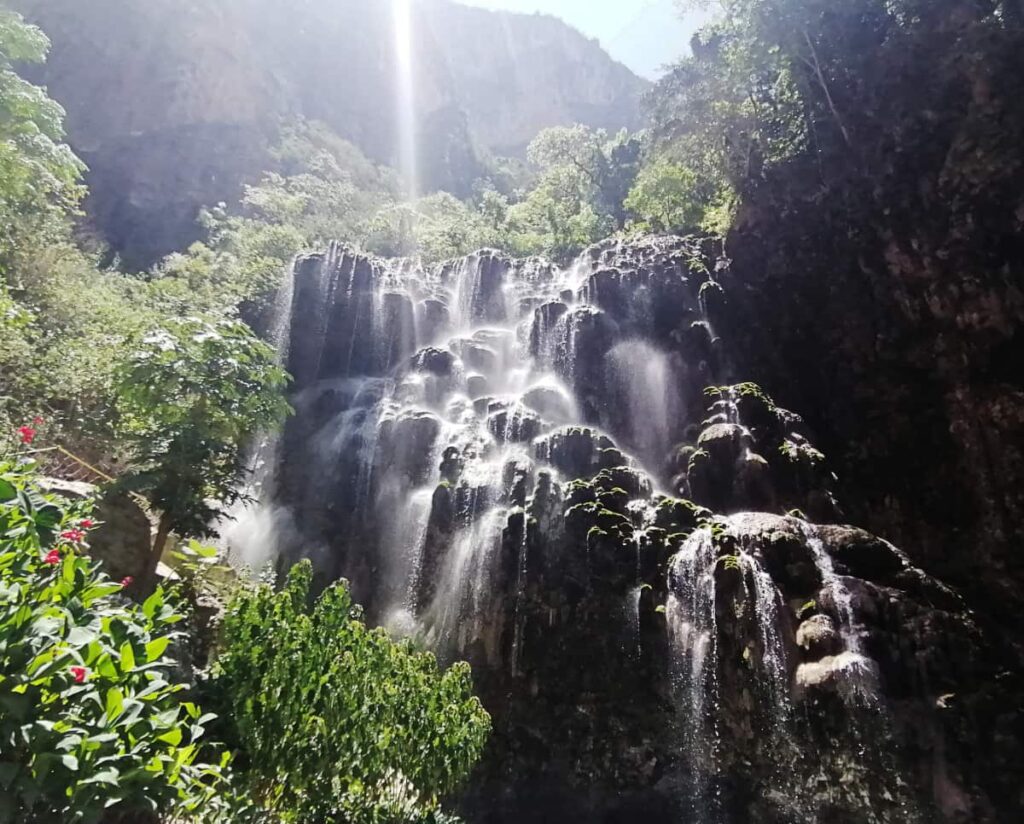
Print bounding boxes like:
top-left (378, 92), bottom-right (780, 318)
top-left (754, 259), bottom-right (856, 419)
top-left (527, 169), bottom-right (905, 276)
top-left (459, 0), bottom-right (713, 79)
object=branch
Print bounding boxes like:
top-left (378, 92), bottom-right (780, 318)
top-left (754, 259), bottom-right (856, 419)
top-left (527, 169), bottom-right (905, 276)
top-left (801, 28), bottom-right (852, 149)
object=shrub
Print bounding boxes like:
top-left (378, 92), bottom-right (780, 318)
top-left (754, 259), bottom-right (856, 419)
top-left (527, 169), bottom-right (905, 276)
top-left (212, 561), bottom-right (491, 823)
top-left (0, 462), bottom-right (229, 823)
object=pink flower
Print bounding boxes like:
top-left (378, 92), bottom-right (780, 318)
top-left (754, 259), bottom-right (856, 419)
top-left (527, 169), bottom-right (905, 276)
top-left (32, 416), bottom-right (44, 425)
top-left (44, 549), bottom-right (61, 566)
top-left (60, 529), bottom-right (85, 543)
top-left (120, 576), bottom-right (134, 588)
top-left (79, 519), bottom-right (95, 529)
top-left (70, 666), bottom-right (87, 684)
top-left (17, 426), bottom-right (36, 445)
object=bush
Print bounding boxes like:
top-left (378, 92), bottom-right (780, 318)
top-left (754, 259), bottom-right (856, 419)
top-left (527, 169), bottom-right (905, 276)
top-left (212, 561), bottom-right (491, 823)
top-left (0, 462), bottom-right (229, 823)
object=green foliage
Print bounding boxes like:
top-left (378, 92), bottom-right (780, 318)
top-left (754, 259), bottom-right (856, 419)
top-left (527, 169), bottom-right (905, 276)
top-left (717, 554), bottom-right (743, 572)
top-left (498, 125), bottom-right (646, 260)
top-left (212, 561), bottom-right (491, 823)
top-left (0, 9), bottom-right (85, 268)
top-left (797, 598), bottom-right (818, 619)
top-left (624, 158), bottom-right (703, 233)
top-left (115, 317), bottom-right (290, 546)
top-left (0, 464), bottom-right (229, 822)
top-left (704, 381), bottom-right (775, 409)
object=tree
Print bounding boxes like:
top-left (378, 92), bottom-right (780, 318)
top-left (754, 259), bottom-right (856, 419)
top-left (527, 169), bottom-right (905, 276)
top-left (0, 9), bottom-right (84, 269)
top-left (212, 561), bottom-right (491, 823)
top-left (625, 159), bottom-right (703, 233)
top-left (115, 317), bottom-right (290, 585)
top-left (526, 125), bottom-right (643, 232)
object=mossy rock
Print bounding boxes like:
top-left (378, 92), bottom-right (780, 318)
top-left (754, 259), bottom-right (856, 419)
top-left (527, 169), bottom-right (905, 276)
top-left (593, 466), bottom-right (652, 499)
top-left (653, 496), bottom-right (710, 531)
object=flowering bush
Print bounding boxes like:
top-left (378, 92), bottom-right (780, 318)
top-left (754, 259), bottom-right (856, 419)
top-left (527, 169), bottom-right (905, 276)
top-left (0, 462), bottom-right (230, 822)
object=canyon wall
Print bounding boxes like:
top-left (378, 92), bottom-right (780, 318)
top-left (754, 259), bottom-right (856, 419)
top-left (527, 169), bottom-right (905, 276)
top-left (13, 0), bottom-right (645, 267)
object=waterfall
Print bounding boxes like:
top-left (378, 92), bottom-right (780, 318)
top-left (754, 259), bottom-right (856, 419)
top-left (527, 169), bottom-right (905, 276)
top-left (219, 261), bottom-right (298, 572)
top-left (799, 520), bottom-right (881, 703)
top-left (667, 527), bottom-right (720, 821)
top-left (251, 237), bottom-right (930, 822)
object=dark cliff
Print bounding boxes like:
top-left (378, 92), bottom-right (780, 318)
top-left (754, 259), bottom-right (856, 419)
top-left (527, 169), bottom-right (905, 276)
top-left (711, 4), bottom-right (1024, 663)
top-left (13, 0), bottom-right (645, 268)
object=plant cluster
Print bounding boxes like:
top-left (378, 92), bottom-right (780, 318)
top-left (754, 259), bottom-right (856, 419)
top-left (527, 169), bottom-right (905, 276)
top-left (0, 462), bottom-right (230, 823)
top-left (1, 458), bottom-right (491, 823)
top-left (213, 561), bottom-right (491, 823)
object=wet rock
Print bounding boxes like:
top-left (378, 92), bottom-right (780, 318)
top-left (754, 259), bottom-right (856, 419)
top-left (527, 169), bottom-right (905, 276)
top-left (522, 385), bottom-right (574, 422)
top-left (412, 346), bottom-right (458, 377)
top-left (796, 614), bottom-right (842, 658)
top-left (488, 407), bottom-right (544, 444)
top-left (467, 373), bottom-right (489, 399)
top-left (794, 651), bottom-right (879, 701)
top-left (529, 301), bottom-right (570, 361)
top-left (534, 426), bottom-right (620, 478)
top-left (451, 337), bottom-right (499, 373)
top-left (418, 297), bottom-right (450, 344)
top-left (377, 291), bottom-right (417, 371)
top-left (816, 526), bottom-right (906, 582)
top-left (376, 411), bottom-right (441, 485)
top-left (458, 252), bottom-right (509, 324)
top-left (593, 466), bottom-right (653, 500)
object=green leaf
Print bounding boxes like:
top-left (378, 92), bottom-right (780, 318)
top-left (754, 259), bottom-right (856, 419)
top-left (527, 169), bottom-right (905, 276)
top-left (67, 626), bottom-right (98, 648)
top-left (142, 589), bottom-right (163, 620)
top-left (105, 688), bottom-right (124, 722)
top-left (81, 767), bottom-right (120, 786)
top-left (144, 637), bottom-right (170, 663)
top-left (0, 478), bottom-right (15, 502)
top-left (62, 554), bottom-right (76, 584)
top-left (119, 641), bottom-right (136, 673)
top-left (157, 727), bottom-right (182, 747)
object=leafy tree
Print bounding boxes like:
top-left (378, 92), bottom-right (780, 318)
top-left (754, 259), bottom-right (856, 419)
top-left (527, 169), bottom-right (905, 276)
top-left (624, 159), bottom-right (704, 233)
top-left (526, 125), bottom-right (642, 229)
top-left (115, 317), bottom-right (290, 584)
top-left (0, 9), bottom-right (84, 269)
top-left (0, 462), bottom-right (231, 823)
top-left (211, 561), bottom-right (491, 823)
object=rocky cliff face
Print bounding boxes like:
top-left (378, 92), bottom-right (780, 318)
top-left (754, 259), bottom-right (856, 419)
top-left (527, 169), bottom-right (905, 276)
top-left (229, 236), bottom-right (1022, 823)
top-left (14, 0), bottom-right (645, 267)
top-left (713, 10), bottom-right (1024, 680)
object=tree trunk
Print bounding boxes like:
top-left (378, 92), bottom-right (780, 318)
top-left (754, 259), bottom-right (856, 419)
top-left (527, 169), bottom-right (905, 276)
top-left (145, 511), bottom-right (174, 591)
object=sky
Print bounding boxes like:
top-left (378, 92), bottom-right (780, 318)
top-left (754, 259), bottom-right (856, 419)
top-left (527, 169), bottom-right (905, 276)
top-left (457, 0), bottom-right (713, 79)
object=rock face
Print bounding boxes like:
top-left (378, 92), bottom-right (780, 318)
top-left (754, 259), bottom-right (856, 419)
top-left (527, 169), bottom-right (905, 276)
top-left (232, 237), bottom-right (1023, 823)
top-left (13, 0), bottom-right (646, 267)
top-left (38, 479), bottom-right (153, 581)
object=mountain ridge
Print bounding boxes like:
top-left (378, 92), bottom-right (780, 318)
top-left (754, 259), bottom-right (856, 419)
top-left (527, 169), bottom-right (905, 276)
top-left (13, 0), bottom-right (647, 268)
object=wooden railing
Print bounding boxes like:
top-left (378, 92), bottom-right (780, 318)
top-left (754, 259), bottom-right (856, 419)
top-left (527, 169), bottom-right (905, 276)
top-left (26, 445), bottom-right (117, 486)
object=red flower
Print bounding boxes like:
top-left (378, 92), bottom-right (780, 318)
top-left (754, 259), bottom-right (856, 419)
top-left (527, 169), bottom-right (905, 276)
top-left (17, 426), bottom-right (36, 445)
top-left (44, 549), bottom-right (61, 566)
top-left (120, 576), bottom-right (134, 588)
top-left (70, 666), bottom-right (87, 684)
top-left (79, 519), bottom-right (95, 529)
top-left (60, 529), bottom-right (85, 543)
top-left (32, 416), bottom-right (44, 425)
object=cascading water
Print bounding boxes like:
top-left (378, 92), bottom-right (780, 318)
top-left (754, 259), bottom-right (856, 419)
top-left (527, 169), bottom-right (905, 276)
top-left (666, 527), bottom-right (721, 820)
top-left (248, 236), bottom-right (954, 823)
top-left (220, 261), bottom-right (298, 571)
top-left (263, 240), bottom-right (700, 656)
